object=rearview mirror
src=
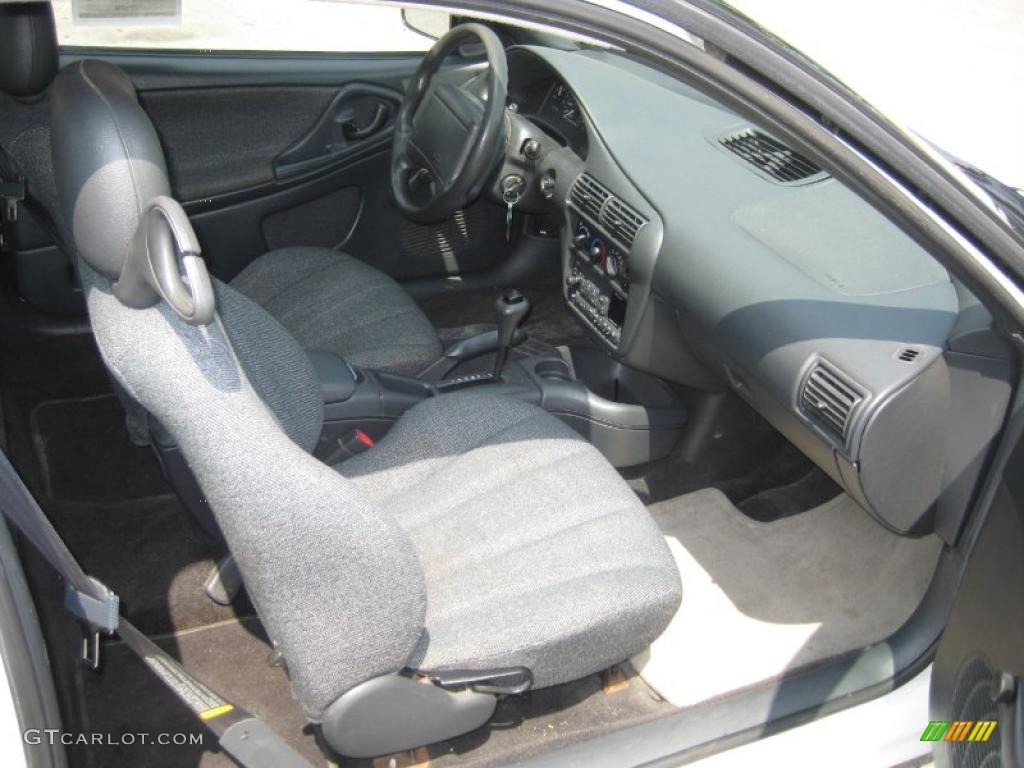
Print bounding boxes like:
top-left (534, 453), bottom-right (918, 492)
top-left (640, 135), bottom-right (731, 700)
top-left (401, 8), bottom-right (452, 40)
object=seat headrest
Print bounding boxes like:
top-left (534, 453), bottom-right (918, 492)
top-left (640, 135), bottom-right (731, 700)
top-left (0, 2), bottom-right (59, 98)
top-left (49, 59), bottom-right (172, 279)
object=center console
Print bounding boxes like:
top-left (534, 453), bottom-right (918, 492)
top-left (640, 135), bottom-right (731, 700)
top-left (313, 345), bottom-right (686, 469)
top-left (565, 213), bottom-right (630, 346)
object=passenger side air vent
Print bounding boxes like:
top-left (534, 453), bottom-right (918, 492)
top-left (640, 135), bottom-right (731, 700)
top-left (800, 361), bottom-right (863, 441)
top-left (720, 128), bottom-right (825, 184)
top-left (602, 197), bottom-right (647, 249)
top-left (570, 172), bottom-right (610, 220)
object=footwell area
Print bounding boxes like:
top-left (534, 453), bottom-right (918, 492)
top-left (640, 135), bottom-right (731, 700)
top-left (633, 488), bottom-right (942, 708)
top-left (73, 618), bottom-right (320, 768)
top-left (624, 393), bottom-right (841, 521)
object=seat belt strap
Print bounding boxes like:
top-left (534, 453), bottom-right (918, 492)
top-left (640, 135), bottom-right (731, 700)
top-left (0, 450), bottom-right (313, 768)
top-left (0, 147), bottom-right (72, 257)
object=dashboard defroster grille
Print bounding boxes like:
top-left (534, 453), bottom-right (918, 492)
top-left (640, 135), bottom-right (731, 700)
top-left (720, 128), bottom-right (824, 183)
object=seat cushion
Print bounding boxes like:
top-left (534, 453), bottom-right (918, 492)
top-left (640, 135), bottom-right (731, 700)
top-left (230, 246), bottom-right (442, 375)
top-left (337, 391), bottom-right (681, 690)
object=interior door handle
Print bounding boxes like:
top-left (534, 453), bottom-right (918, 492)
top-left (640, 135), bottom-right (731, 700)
top-left (343, 103), bottom-right (389, 141)
top-left (274, 83), bottom-right (403, 180)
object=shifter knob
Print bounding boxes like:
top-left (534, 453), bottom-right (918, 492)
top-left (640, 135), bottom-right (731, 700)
top-left (493, 289), bottom-right (530, 379)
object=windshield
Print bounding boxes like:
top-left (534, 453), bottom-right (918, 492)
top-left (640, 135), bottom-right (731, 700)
top-left (726, 0), bottom-right (1024, 191)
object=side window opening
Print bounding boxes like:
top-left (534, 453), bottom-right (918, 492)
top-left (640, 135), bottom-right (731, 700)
top-left (52, 0), bottom-right (436, 53)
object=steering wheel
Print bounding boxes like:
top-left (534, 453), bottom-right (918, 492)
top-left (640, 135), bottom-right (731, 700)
top-left (391, 24), bottom-right (508, 224)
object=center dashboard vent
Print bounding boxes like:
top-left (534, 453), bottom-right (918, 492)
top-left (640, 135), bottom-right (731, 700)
top-left (800, 361), bottom-right (863, 441)
top-left (570, 173), bottom-right (648, 248)
top-left (720, 128), bottom-right (825, 184)
top-left (570, 172), bottom-right (610, 220)
top-left (603, 198), bottom-right (646, 249)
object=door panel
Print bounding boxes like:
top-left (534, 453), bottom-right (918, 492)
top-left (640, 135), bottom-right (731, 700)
top-left (56, 51), bottom-right (507, 284)
top-left (930, 425), bottom-right (1024, 766)
top-left (140, 86), bottom-right (346, 200)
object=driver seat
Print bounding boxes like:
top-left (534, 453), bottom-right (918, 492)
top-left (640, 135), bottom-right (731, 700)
top-left (0, 0), bottom-right (440, 375)
top-left (50, 51), bottom-right (682, 758)
top-left (230, 245), bottom-right (441, 376)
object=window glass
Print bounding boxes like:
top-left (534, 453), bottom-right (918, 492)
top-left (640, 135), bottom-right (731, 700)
top-left (52, 0), bottom-right (435, 53)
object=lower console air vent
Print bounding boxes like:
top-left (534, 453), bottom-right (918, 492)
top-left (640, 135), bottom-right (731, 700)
top-left (800, 361), bottom-right (863, 441)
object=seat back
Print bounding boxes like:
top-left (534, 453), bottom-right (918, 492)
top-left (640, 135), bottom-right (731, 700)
top-left (0, 2), bottom-right (80, 313)
top-left (50, 58), bottom-right (427, 720)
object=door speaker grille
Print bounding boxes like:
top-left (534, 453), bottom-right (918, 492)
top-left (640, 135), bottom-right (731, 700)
top-left (948, 656), bottom-right (1002, 768)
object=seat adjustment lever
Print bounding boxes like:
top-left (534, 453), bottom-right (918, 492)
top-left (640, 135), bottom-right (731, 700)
top-left (429, 666), bottom-right (533, 695)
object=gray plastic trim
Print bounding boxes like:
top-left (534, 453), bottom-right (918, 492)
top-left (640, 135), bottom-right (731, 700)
top-left (114, 197), bottom-right (215, 326)
top-left (320, 675), bottom-right (496, 758)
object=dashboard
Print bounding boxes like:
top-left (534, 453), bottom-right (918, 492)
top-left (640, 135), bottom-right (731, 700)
top-left (502, 45), bottom-right (1011, 542)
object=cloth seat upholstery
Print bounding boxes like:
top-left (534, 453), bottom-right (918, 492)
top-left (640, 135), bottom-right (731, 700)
top-left (339, 391), bottom-right (682, 688)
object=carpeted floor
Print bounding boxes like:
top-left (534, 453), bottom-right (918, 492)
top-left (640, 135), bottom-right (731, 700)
top-left (632, 488), bottom-right (943, 708)
top-left (623, 393), bottom-right (841, 520)
top-left (70, 617), bottom-right (322, 768)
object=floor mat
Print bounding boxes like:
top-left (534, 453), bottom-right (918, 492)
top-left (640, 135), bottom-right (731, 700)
top-left (31, 393), bottom-right (167, 502)
top-left (632, 489), bottom-right (942, 708)
top-left (0, 334), bottom-right (114, 499)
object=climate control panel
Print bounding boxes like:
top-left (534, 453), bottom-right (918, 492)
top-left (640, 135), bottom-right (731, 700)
top-left (571, 217), bottom-right (631, 290)
top-left (566, 214), bottom-right (629, 347)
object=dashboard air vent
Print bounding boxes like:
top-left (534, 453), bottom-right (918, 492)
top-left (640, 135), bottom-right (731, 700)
top-left (720, 128), bottom-right (824, 183)
top-left (570, 172), bottom-right (610, 220)
top-left (800, 362), bottom-right (862, 440)
top-left (602, 197), bottom-right (647, 248)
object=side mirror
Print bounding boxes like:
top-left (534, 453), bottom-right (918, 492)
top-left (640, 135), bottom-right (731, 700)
top-left (401, 8), bottom-right (452, 40)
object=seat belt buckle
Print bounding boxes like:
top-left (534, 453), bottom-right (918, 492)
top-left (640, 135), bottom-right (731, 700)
top-left (0, 179), bottom-right (25, 223)
top-left (63, 579), bottom-right (119, 671)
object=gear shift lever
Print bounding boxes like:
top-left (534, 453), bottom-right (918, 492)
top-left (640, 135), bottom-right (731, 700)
top-left (493, 289), bottom-right (530, 379)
